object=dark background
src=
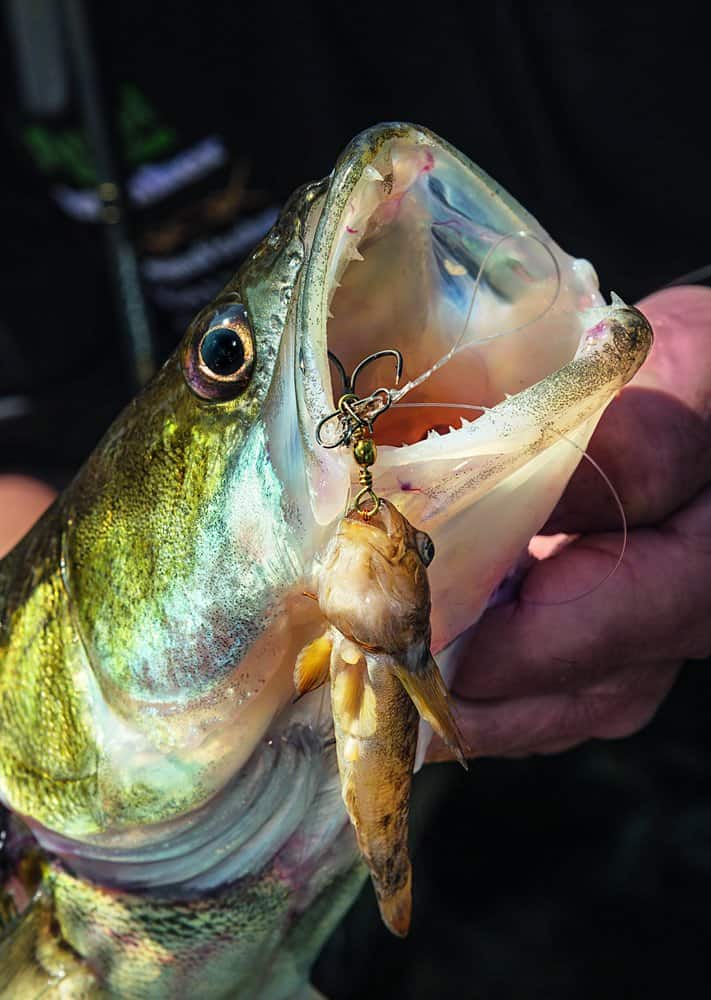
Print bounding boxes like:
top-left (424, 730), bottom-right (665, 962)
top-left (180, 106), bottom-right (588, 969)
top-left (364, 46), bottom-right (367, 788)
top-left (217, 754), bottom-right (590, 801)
top-left (2, 1), bottom-right (710, 995)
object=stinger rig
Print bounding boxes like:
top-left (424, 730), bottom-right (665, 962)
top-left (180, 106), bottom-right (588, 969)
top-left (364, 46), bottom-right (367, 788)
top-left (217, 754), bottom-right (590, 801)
top-left (315, 349), bottom-right (403, 519)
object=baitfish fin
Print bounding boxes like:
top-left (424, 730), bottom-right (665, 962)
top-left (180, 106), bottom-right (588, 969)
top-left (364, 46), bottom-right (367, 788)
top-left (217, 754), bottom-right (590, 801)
top-left (392, 654), bottom-right (469, 768)
top-left (293, 632), bottom-right (333, 696)
top-left (331, 643), bottom-right (416, 937)
top-left (331, 642), bottom-right (377, 762)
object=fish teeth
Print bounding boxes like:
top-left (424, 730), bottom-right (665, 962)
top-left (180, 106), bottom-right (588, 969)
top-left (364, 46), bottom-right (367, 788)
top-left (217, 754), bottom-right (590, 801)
top-left (364, 165), bottom-right (384, 182)
top-left (349, 247), bottom-right (365, 262)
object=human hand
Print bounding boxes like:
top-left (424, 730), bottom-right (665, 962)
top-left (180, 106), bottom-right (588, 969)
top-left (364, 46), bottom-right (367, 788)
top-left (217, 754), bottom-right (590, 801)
top-left (428, 285), bottom-right (711, 760)
top-left (0, 475), bottom-right (56, 558)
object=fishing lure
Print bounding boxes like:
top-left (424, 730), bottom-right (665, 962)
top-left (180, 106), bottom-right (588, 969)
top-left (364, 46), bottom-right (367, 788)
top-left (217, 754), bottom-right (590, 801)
top-left (298, 351), bottom-right (466, 934)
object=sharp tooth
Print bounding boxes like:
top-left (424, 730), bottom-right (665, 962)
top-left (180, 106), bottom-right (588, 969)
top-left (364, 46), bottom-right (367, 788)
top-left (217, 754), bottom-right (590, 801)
top-left (448, 425), bottom-right (456, 433)
top-left (364, 165), bottom-right (384, 182)
top-left (327, 308), bottom-right (334, 319)
top-left (349, 247), bottom-right (364, 262)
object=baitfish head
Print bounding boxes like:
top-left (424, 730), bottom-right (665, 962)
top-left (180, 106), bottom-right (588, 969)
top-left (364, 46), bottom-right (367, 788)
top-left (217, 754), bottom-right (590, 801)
top-left (316, 501), bottom-right (434, 654)
top-left (0, 125), bottom-right (652, 985)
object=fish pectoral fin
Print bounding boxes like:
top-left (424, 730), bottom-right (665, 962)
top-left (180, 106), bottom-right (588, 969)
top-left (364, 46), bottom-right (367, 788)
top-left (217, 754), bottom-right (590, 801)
top-left (392, 654), bottom-right (469, 768)
top-left (294, 632), bottom-right (333, 697)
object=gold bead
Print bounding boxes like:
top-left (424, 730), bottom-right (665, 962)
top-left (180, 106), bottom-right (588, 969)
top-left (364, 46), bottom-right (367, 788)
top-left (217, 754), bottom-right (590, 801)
top-left (353, 436), bottom-right (376, 467)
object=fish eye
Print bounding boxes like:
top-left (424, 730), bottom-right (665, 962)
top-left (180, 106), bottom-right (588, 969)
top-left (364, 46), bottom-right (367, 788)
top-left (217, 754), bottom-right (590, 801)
top-left (415, 530), bottom-right (435, 566)
top-left (200, 327), bottom-right (245, 376)
top-left (183, 302), bottom-right (255, 401)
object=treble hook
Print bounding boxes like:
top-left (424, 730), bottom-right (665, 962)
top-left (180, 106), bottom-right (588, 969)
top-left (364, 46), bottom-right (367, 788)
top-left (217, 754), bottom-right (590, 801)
top-left (349, 349), bottom-right (403, 397)
top-left (315, 348), bottom-right (403, 448)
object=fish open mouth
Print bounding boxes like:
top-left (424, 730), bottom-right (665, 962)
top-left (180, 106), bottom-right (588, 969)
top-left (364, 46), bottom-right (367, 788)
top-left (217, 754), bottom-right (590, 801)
top-left (295, 123), bottom-right (651, 650)
top-left (298, 123), bottom-right (602, 461)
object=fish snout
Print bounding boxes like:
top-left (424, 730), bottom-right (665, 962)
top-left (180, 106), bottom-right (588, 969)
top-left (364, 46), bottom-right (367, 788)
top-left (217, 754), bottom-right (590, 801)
top-left (609, 303), bottom-right (654, 366)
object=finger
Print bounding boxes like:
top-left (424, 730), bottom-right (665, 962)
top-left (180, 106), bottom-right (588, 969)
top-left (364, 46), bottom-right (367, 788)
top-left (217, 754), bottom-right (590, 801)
top-left (427, 661), bottom-right (681, 762)
top-left (546, 286), bottom-right (711, 534)
top-left (452, 483), bottom-right (711, 701)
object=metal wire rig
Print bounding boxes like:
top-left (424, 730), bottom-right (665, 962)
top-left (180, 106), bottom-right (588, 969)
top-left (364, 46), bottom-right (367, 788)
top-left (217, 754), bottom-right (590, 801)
top-left (315, 348), bottom-right (403, 519)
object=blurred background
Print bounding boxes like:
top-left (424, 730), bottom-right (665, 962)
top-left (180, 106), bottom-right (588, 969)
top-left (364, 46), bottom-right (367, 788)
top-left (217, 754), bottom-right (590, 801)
top-left (1, 0), bottom-right (710, 995)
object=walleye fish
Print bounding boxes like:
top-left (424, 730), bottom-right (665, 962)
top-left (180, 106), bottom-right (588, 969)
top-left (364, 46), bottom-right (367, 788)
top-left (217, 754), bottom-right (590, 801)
top-left (0, 123), bottom-right (652, 998)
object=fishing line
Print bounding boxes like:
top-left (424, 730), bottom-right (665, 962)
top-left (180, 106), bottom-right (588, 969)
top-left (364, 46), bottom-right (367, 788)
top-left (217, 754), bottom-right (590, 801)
top-left (391, 401), bottom-right (628, 604)
top-left (521, 430), bottom-right (628, 607)
top-left (391, 229), bottom-right (562, 404)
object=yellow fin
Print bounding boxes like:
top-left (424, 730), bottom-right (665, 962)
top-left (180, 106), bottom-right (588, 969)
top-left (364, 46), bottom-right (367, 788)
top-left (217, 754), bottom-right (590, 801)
top-left (294, 633), bottom-right (332, 696)
top-left (393, 654), bottom-right (468, 768)
top-left (332, 650), bottom-right (377, 738)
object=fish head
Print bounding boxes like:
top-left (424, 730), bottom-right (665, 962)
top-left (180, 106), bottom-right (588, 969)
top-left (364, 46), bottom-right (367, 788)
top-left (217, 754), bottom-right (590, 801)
top-left (60, 125), bottom-right (649, 757)
top-left (317, 500), bottom-right (433, 653)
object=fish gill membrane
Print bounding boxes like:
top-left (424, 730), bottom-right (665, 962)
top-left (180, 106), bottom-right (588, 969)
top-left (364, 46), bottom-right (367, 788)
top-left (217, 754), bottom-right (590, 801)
top-left (0, 123), bottom-right (652, 997)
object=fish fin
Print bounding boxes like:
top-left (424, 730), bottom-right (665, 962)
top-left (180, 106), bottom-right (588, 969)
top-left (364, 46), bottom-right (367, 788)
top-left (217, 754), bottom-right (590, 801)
top-left (0, 888), bottom-right (99, 996)
top-left (294, 633), bottom-right (333, 697)
top-left (392, 654), bottom-right (469, 768)
top-left (331, 644), bottom-right (376, 739)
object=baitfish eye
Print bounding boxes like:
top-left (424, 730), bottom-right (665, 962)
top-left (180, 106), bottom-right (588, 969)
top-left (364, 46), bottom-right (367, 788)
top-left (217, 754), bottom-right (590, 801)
top-left (415, 530), bottom-right (435, 566)
top-left (183, 302), bottom-right (255, 401)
